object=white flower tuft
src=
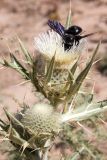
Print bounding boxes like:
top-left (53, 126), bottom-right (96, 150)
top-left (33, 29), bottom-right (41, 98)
top-left (34, 30), bottom-right (87, 68)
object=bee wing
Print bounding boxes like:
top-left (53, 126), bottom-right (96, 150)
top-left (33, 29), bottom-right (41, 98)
top-left (48, 20), bottom-right (65, 37)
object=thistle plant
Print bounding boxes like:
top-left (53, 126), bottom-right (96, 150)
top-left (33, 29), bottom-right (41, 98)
top-left (0, 8), bottom-right (107, 160)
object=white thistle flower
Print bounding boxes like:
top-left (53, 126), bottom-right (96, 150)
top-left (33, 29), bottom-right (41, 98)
top-left (34, 30), bottom-right (87, 68)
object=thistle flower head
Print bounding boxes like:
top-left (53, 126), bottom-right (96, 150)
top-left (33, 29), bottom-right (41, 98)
top-left (21, 103), bottom-right (62, 135)
top-left (34, 30), bottom-right (87, 68)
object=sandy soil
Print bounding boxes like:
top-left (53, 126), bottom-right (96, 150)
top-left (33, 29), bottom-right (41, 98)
top-left (0, 0), bottom-right (107, 159)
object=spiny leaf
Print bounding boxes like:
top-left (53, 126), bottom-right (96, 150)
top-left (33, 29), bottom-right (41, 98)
top-left (8, 126), bottom-right (30, 147)
top-left (61, 61), bottom-right (78, 94)
top-left (45, 53), bottom-right (55, 82)
top-left (1, 54), bottom-right (30, 80)
top-left (74, 99), bottom-right (107, 115)
top-left (66, 147), bottom-right (85, 160)
top-left (67, 145), bottom-right (96, 160)
top-left (17, 37), bottom-right (33, 65)
top-left (0, 119), bottom-right (6, 126)
top-left (68, 70), bottom-right (74, 83)
top-left (21, 141), bottom-right (30, 155)
top-left (31, 69), bottom-right (48, 99)
top-left (3, 108), bottom-right (24, 128)
top-left (65, 1), bottom-right (72, 29)
top-left (10, 54), bottom-right (30, 79)
top-left (74, 92), bottom-right (93, 110)
top-left (1, 59), bottom-right (11, 67)
top-left (62, 100), bottom-right (107, 122)
top-left (66, 42), bottom-right (100, 101)
top-left (68, 61), bottom-right (78, 84)
top-left (98, 99), bottom-right (107, 106)
top-left (0, 119), bottom-right (8, 131)
top-left (3, 59), bottom-right (22, 71)
top-left (82, 144), bottom-right (96, 159)
top-left (70, 61), bottom-right (78, 75)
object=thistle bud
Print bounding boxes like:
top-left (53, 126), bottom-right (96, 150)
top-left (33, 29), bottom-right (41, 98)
top-left (21, 103), bottom-right (61, 136)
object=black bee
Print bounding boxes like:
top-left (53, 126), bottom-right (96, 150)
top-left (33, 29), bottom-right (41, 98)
top-left (48, 20), bottom-right (94, 51)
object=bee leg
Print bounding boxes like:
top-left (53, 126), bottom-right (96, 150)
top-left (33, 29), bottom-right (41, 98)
top-left (64, 43), bottom-right (72, 51)
top-left (75, 40), bottom-right (79, 46)
top-left (74, 39), bottom-right (78, 46)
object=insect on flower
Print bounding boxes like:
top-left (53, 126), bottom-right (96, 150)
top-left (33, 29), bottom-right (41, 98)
top-left (48, 20), bottom-right (94, 51)
top-left (34, 20), bottom-right (87, 66)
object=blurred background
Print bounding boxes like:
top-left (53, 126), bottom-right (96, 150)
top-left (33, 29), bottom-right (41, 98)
top-left (0, 0), bottom-right (107, 159)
